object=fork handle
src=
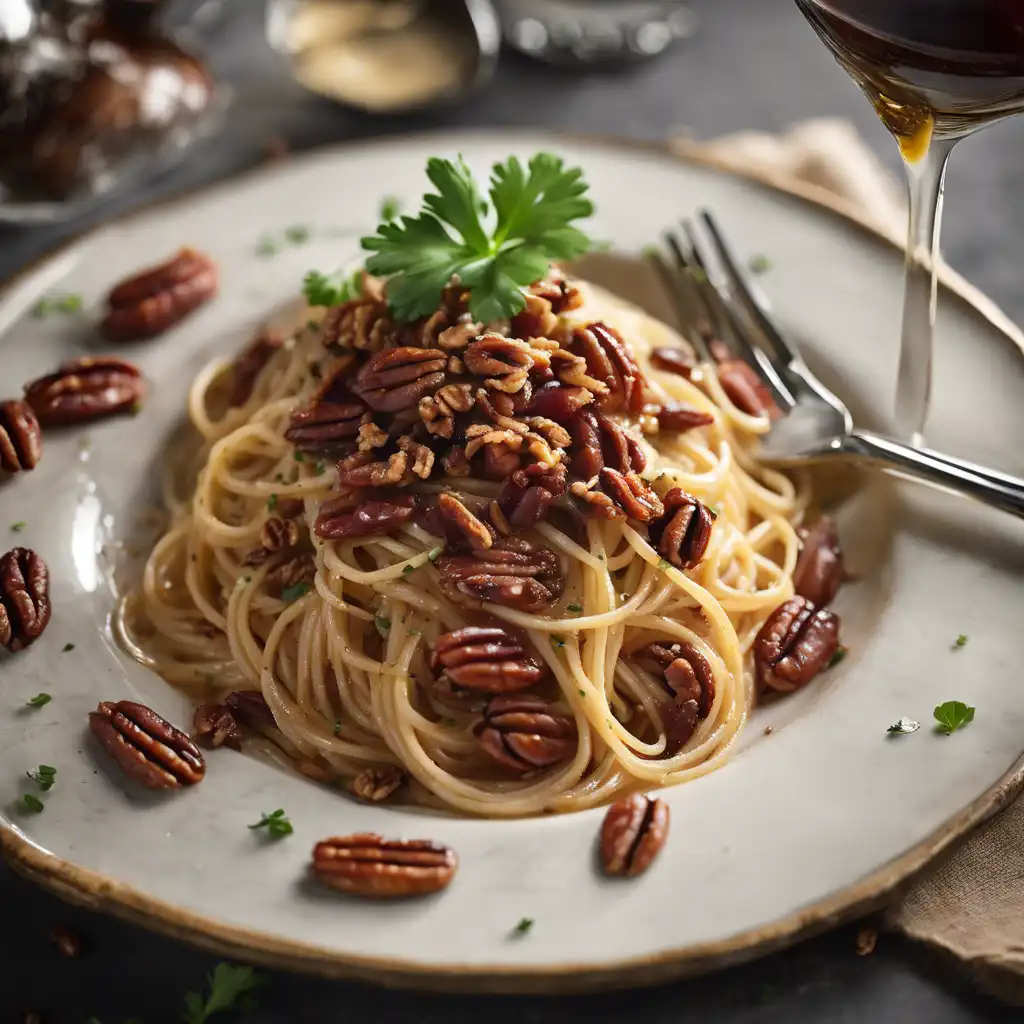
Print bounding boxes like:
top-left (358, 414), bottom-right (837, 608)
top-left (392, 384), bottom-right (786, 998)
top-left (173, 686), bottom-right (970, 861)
top-left (844, 431), bottom-right (1024, 519)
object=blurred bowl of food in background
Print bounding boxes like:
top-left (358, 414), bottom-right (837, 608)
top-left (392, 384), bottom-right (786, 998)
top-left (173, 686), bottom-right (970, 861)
top-left (0, 0), bottom-right (228, 223)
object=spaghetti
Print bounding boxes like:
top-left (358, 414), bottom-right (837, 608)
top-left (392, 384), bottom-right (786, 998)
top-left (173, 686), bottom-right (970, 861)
top-left (117, 275), bottom-right (810, 818)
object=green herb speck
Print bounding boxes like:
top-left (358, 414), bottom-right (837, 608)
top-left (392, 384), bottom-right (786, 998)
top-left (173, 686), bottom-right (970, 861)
top-left (512, 917), bottom-right (534, 936)
top-left (249, 809), bottom-right (293, 839)
top-left (293, 451), bottom-right (305, 462)
top-left (379, 196), bottom-right (403, 222)
top-left (954, 634), bottom-right (969, 649)
top-left (267, 493), bottom-right (278, 510)
top-left (281, 582), bottom-right (311, 602)
top-left (10, 521), bottom-right (26, 532)
top-left (567, 602), bottom-right (583, 613)
top-left (333, 720), bottom-right (342, 736)
top-left (25, 693), bottom-right (51, 709)
top-left (828, 647), bottom-right (847, 668)
top-left (375, 614), bottom-right (391, 638)
top-left (27, 764), bottom-right (56, 791)
top-left (285, 225), bottom-right (311, 245)
top-left (20, 793), bottom-right (44, 813)
top-left (748, 254), bottom-right (773, 274)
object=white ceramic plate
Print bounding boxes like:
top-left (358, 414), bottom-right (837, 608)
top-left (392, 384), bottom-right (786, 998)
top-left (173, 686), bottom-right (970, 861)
top-left (3, 131), bottom-right (1024, 993)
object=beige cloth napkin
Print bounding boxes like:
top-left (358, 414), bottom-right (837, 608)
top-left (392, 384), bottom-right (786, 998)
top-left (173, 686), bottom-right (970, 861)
top-left (673, 118), bottom-right (1024, 1005)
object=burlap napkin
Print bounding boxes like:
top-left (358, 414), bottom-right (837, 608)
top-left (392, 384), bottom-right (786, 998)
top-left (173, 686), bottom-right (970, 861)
top-left (673, 118), bottom-right (1024, 1005)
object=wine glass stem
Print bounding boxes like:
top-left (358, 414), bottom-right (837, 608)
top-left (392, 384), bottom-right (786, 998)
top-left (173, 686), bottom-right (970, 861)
top-left (894, 137), bottom-right (956, 446)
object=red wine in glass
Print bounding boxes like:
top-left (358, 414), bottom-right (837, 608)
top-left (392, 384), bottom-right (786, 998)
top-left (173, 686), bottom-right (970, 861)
top-left (794, 0), bottom-right (1024, 443)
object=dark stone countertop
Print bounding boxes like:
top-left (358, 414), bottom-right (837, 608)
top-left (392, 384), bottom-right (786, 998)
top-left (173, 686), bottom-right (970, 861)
top-left (2, 0), bottom-right (1022, 1020)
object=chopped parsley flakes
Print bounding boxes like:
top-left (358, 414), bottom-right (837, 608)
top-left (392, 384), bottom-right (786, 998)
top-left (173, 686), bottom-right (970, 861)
top-left (512, 917), bottom-right (534, 936)
top-left (281, 582), bottom-right (311, 602)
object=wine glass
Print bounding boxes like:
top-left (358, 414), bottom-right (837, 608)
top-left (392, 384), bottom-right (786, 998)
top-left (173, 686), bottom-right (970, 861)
top-left (794, 0), bottom-right (1024, 444)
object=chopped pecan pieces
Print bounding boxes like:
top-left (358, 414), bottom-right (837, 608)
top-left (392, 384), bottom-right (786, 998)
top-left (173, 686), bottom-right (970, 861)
top-left (649, 490), bottom-right (715, 569)
top-left (464, 334), bottom-right (538, 394)
top-left (526, 381), bottom-right (594, 423)
top-left (311, 833), bottom-right (457, 898)
top-left (0, 547), bottom-right (51, 652)
top-left (228, 328), bottom-right (283, 407)
top-left (497, 462), bottom-right (568, 530)
top-left (794, 517), bottom-right (844, 608)
top-left (436, 537), bottom-right (564, 612)
top-left (419, 382), bottom-right (476, 439)
top-left (531, 269), bottom-right (584, 314)
top-left (475, 695), bottom-right (577, 772)
top-left (600, 794), bottom-right (670, 878)
top-left (193, 703), bottom-right (243, 750)
top-left (397, 435), bottom-right (435, 479)
top-left (352, 346), bottom-right (446, 413)
top-left (572, 322), bottom-right (646, 415)
top-left (0, 400), bottom-right (42, 473)
top-left (102, 248), bottom-right (218, 342)
top-left (576, 469), bottom-right (663, 523)
top-left (24, 357), bottom-right (146, 426)
top-left (349, 766), bottom-right (407, 802)
top-left (320, 295), bottom-right (394, 352)
top-left (314, 493), bottom-right (417, 539)
top-left (337, 450), bottom-right (409, 488)
top-left (511, 292), bottom-right (559, 339)
top-left (651, 346), bottom-right (696, 379)
top-left (755, 596), bottom-right (840, 693)
top-left (89, 700), bottom-right (205, 789)
top-left (433, 493), bottom-right (494, 550)
top-left (431, 626), bottom-right (545, 695)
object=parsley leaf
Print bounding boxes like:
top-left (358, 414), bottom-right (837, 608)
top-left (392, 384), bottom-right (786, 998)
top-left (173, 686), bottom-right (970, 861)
top-left (25, 693), bottom-right (51, 708)
top-left (27, 764), bottom-right (56, 791)
top-left (512, 917), bottom-right (534, 936)
top-left (182, 962), bottom-right (265, 1024)
top-left (934, 701), bottom-right (975, 735)
top-left (379, 195), bottom-right (402, 221)
top-left (887, 717), bottom-right (920, 735)
top-left (248, 809), bottom-right (293, 840)
top-left (748, 254), bottom-right (772, 274)
top-left (62, 642), bottom-right (75, 652)
top-left (567, 602), bottom-right (583, 613)
top-left (21, 793), bottom-right (44, 813)
top-left (954, 634), bottom-right (969, 649)
top-left (281, 582), bottom-right (311, 602)
top-left (303, 268), bottom-right (362, 308)
top-left (10, 521), bottom-right (26, 532)
top-left (361, 153), bottom-right (593, 323)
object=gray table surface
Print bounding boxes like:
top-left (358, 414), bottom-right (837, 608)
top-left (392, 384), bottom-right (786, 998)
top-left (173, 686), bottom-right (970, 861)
top-left (3, 0), bottom-right (1023, 1020)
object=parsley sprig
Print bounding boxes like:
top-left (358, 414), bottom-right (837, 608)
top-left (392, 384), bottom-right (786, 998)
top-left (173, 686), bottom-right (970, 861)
top-left (249, 809), bottom-right (293, 839)
top-left (182, 962), bottom-right (265, 1023)
top-left (934, 701), bottom-right (975, 735)
top-left (361, 153), bottom-right (594, 323)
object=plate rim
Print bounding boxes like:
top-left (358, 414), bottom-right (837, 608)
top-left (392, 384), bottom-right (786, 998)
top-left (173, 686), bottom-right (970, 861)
top-left (2, 127), bottom-right (1023, 993)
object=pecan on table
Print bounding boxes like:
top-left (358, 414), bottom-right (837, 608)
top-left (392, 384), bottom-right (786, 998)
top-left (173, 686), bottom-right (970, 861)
top-left (352, 346), bottom-right (446, 413)
top-left (228, 328), bottom-right (283, 407)
top-left (572, 323), bottom-right (647, 415)
top-left (575, 468), bottom-right (663, 523)
top-left (475, 694), bottom-right (577, 772)
top-left (464, 335), bottom-right (538, 394)
top-left (101, 248), bottom-right (218, 342)
top-left (755, 596), bottom-right (840, 693)
top-left (436, 537), bottom-right (564, 612)
top-left (193, 703), bottom-right (242, 750)
top-left (794, 517), bottom-right (844, 608)
top-left (649, 489), bottom-right (715, 570)
top-left (0, 399), bottom-right (42, 473)
top-left (569, 408), bottom-right (646, 480)
top-left (651, 346), bottom-right (696, 380)
top-left (431, 626), bottom-right (545, 696)
top-left (348, 765), bottom-right (407, 803)
top-left (497, 462), bottom-right (568, 531)
top-left (600, 794), bottom-right (670, 878)
top-left (656, 402), bottom-right (714, 433)
top-left (634, 641), bottom-right (716, 753)
top-left (526, 381), bottom-right (594, 423)
top-left (24, 356), bottom-right (146, 426)
top-left (314, 492), bottom-right (417, 539)
top-left (311, 833), bottom-right (457, 898)
top-left (0, 547), bottom-right (51, 652)
top-left (88, 700), bottom-right (205, 789)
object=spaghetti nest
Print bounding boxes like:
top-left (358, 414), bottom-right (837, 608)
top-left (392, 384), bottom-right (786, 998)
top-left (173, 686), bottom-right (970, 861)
top-left (117, 271), bottom-right (808, 817)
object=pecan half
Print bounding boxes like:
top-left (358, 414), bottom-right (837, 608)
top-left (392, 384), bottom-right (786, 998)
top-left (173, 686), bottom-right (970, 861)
top-left (651, 346), bottom-right (696, 380)
top-left (228, 328), bottom-right (283, 407)
top-left (432, 493), bottom-right (494, 550)
top-left (572, 323), bottom-right (647, 415)
top-left (352, 347), bottom-right (446, 413)
top-left (526, 381), bottom-right (594, 423)
top-left (193, 703), bottom-right (242, 750)
top-left (431, 626), bottom-right (545, 695)
top-left (497, 461), bottom-right (568, 530)
top-left (794, 517), bottom-right (845, 608)
top-left (475, 695), bottom-right (577, 772)
top-left (649, 490), bottom-right (715, 569)
top-left (436, 537), bottom-right (564, 612)
top-left (708, 341), bottom-right (781, 420)
top-left (102, 248), bottom-right (218, 342)
top-left (245, 516), bottom-right (301, 566)
top-left (591, 469), bottom-right (664, 523)
top-left (314, 493), bottom-right (417, 539)
top-left (88, 700), bottom-right (205, 789)
top-left (264, 551), bottom-right (316, 595)
top-left (635, 641), bottom-right (715, 753)
top-left (600, 794), bottom-right (670, 878)
top-left (0, 547), bottom-right (51, 652)
top-left (0, 400), bottom-right (42, 474)
top-left (311, 833), bottom-right (457, 898)
top-left (24, 357), bottom-right (146, 426)
top-left (285, 402), bottom-right (366, 453)
top-left (225, 690), bottom-right (275, 730)
top-left (464, 334), bottom-right (537, 394)
top-left (656, 402), bottom-right (715, 434)
top-left (349, 766), bottom-right (407, 803)
top-left (569, 409), bottom-right (646, 480)
top-left (336, 450), bottom-right (409, 488)
top-left (755, 596), bottom-right (840, 693)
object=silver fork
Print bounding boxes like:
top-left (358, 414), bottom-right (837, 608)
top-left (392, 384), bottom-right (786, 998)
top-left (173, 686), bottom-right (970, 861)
top-left (649, 210), bottom-right (1024, 520)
